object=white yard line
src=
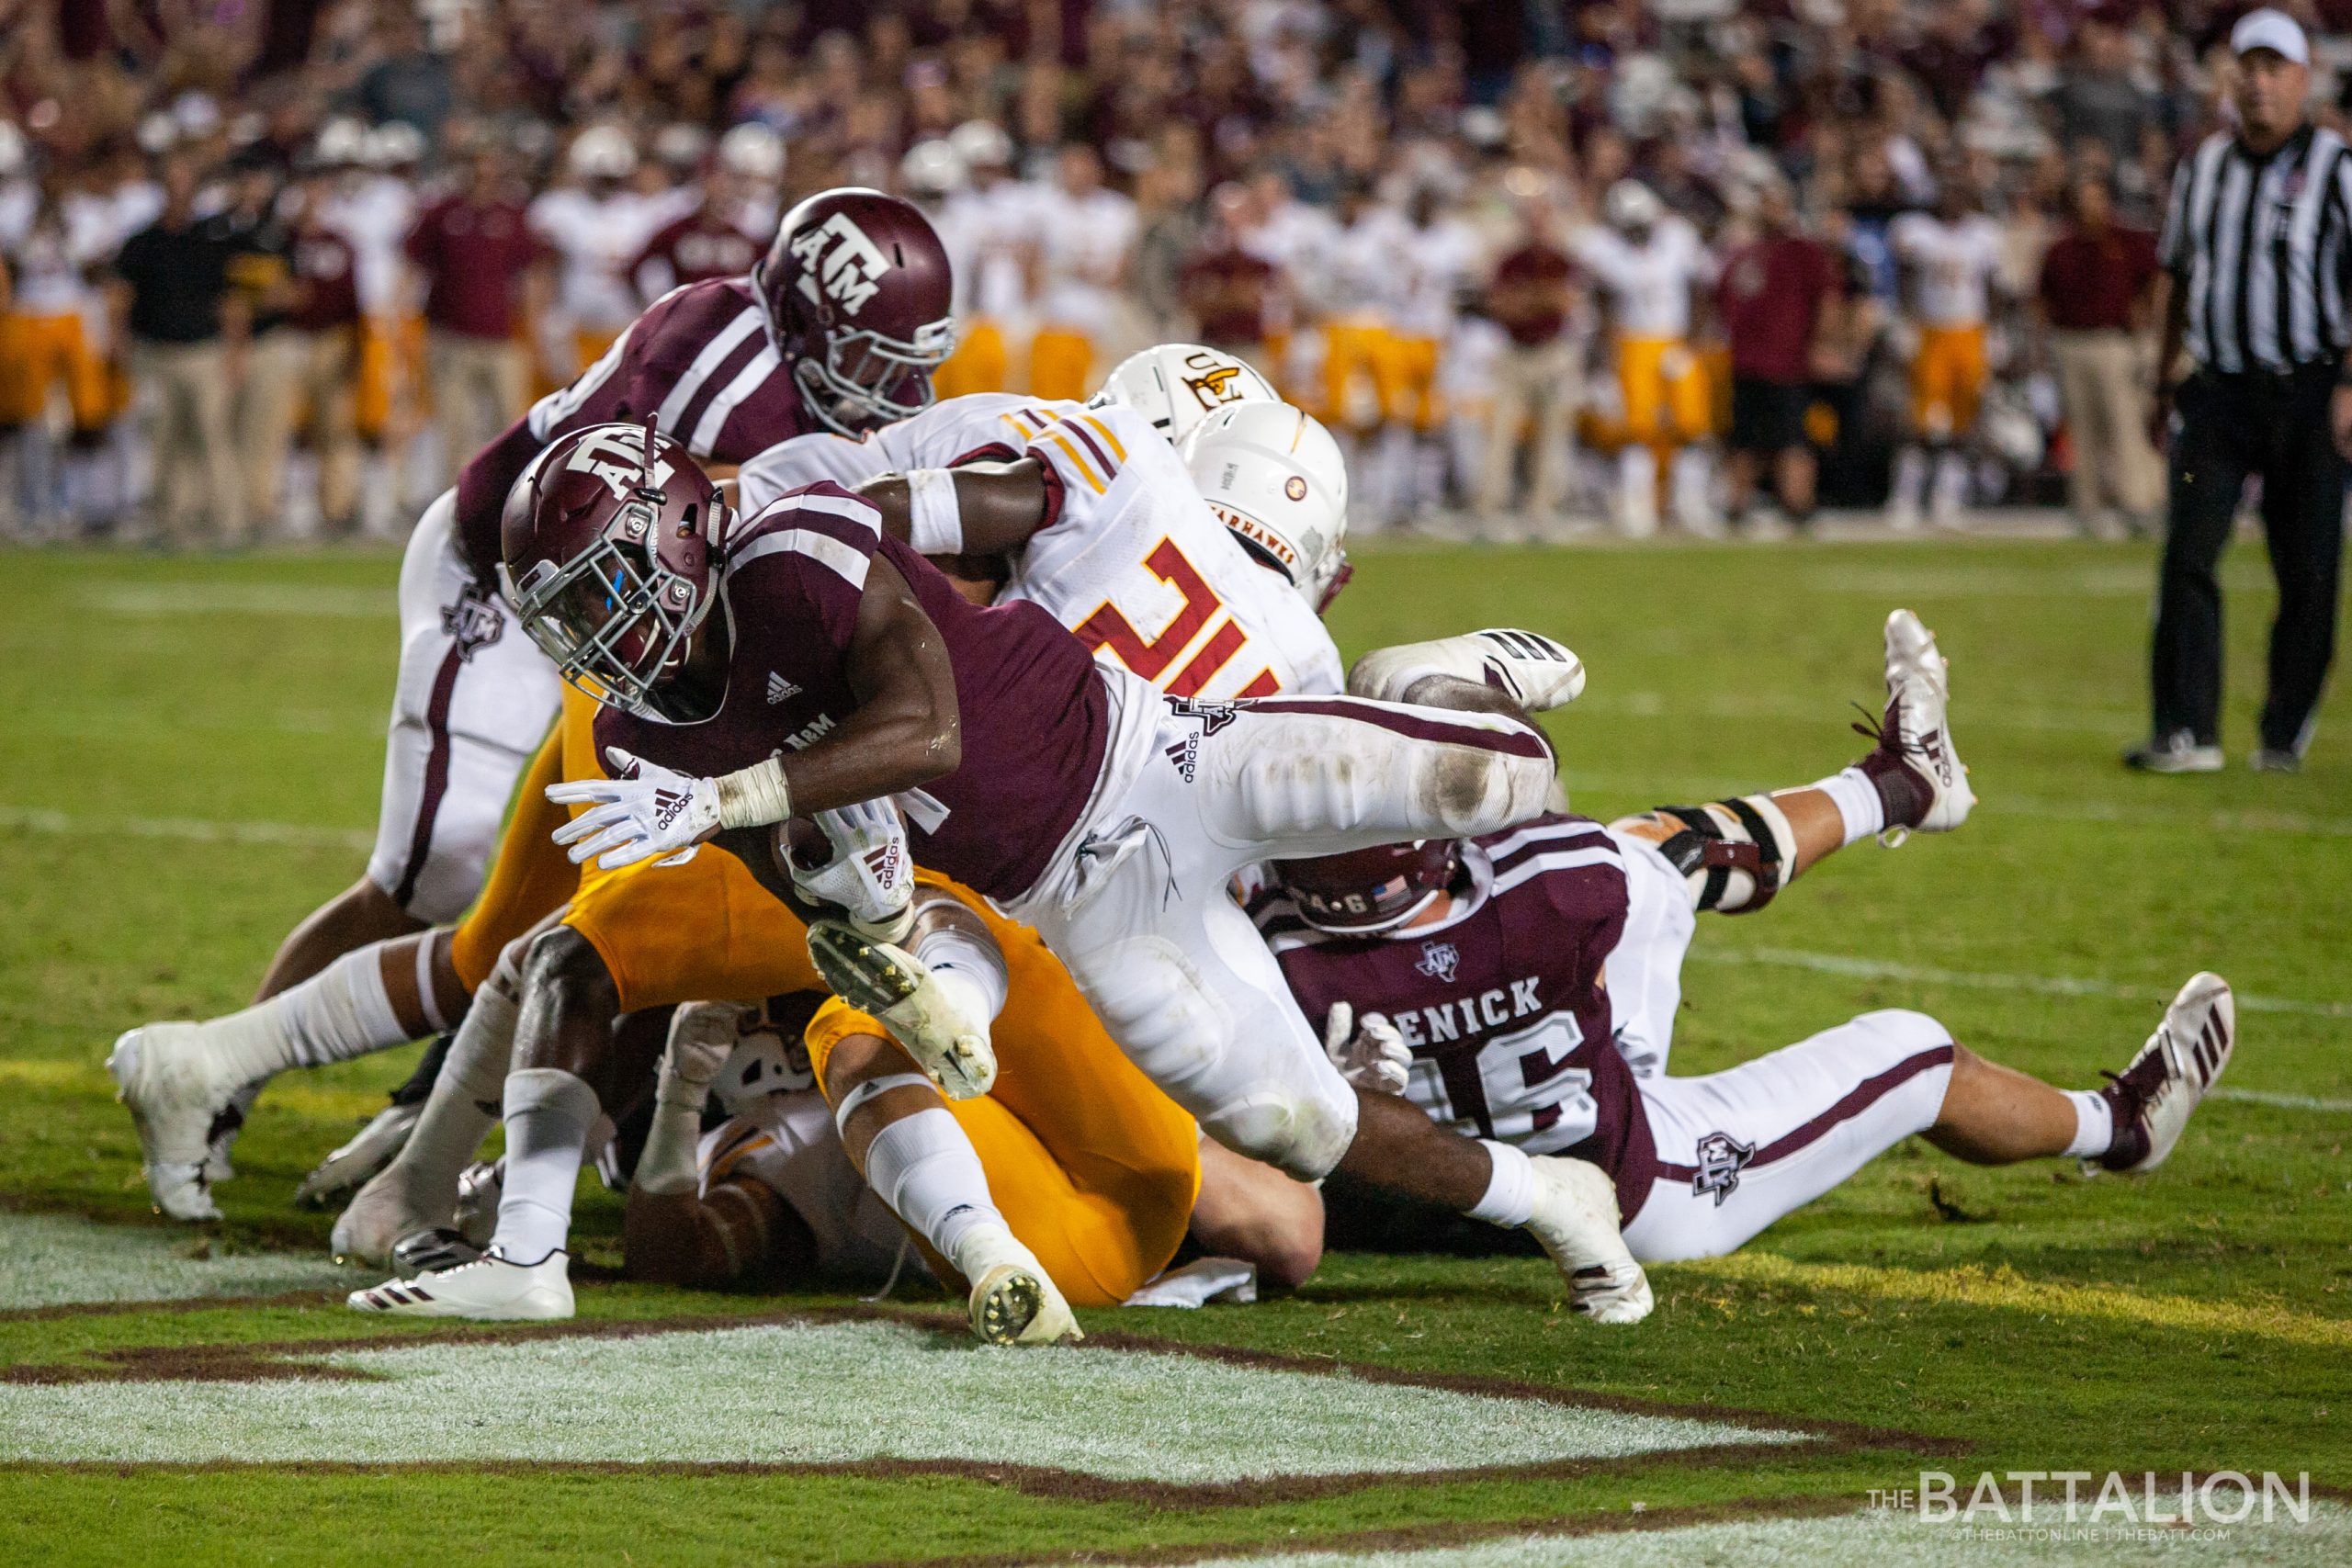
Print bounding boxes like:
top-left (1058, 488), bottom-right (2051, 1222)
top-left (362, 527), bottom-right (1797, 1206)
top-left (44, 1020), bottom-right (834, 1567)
top-left (2211, 1088), bottom-right (2352, 1113)
top-left (0, 805), bottom-right (371, 853)
top-left (79, 583), bottom-right (391, 618)
top-left (1691, 943), bottom-right (2352, 1021)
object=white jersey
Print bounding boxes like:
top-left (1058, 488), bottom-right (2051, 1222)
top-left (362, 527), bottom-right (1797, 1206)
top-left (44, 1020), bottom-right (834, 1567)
top-left (1010, 401), bottom-right (1341, 699)
top-left (1574, 218), bottom-right (1713, 339)
top-left (530, 186), bottom-right (693, 332)
top-left (8, 208), bottom-right (105, 316)
top-left (1324, 207), bottom-right (1409, 322)
top-left (697, 1090), bottom-right (909, 1280)
top-left (321, 174), bottom-right (416, 315)
top-left (1888, 211), bottom-right (2004, 329)
top-left (1393, 217), bottom-right (1483, 340)
top-left (739, 395), bottom-right (1343, 699)
top-left (1031, 184), bottom-right (1136, 335)
top-left (938, 183), bottom-right (1035, 322)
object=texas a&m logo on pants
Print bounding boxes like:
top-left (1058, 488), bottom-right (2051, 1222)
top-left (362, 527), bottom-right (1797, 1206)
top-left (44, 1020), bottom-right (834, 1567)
top-left (1691, 1131), bottom-right (1755, 1206)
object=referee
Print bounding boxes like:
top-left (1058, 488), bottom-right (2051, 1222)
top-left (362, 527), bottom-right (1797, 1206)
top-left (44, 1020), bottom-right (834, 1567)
top-left (2136, 10), bottom-right (2350, 774)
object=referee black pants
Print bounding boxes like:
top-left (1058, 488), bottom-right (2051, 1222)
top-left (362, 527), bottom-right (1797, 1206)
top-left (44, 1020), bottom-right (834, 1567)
top-left (2154, 366), bottom-right (2346, 752)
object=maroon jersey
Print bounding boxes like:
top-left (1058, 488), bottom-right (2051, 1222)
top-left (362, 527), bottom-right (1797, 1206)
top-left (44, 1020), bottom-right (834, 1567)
top-left (594, 482), bottom-right (1112, 902)
top-left (1250, 816), bottom-right (1658, 1219)
top-left (455, 277), bottom-right (815, 582)
top-left (632, 209), bottom-right (764, 302)
top-left (287, 225), bottom-right (361, 333)
top-left (1717, 234), bottom-right (1843, 384)
top-left (404, 196), bottom-right (548, 340)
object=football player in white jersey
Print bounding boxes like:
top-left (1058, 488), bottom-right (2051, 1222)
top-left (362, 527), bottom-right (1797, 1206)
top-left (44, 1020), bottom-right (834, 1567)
top-left (1887, 173), bottom-right (2007, 529)
top-left (1574, 181), bottom-right (1720, 536)
top-left (1025, 145), bottom-right (1136, 401)
top-left (528, 127), bottom-right (695, 381)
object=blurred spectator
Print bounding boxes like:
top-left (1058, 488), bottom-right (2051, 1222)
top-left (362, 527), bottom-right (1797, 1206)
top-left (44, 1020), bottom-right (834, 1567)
top-left (405, 146), bottom-right (548, 474)
top-left (220, 151), bottom-right (302, 535)
top-left (278, 174), bottom-right (367, 534)
top-left (1028, 143), bottom-right (1135, 400)
top-left (108, 155), bottom-right (247, 546)
top-left (2050, 17), bottom-right (2157, 169)
top-left (2037, 174), bottom-right (2163, 536)
top-left (356, 8), bottom-right (456, 145)
top-left (1889, 173), bottom-right (2007, 528)
top-left (1474, 201), bottom-right (1579, 525)
top-left (1717, 181), bottom-right (1847, 530)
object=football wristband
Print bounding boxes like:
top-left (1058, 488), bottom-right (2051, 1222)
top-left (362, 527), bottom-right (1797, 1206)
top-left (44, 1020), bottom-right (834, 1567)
top-left (716, 756), bottom-right (793, 829)
top-left (905, 468), bottom-right (966, 555)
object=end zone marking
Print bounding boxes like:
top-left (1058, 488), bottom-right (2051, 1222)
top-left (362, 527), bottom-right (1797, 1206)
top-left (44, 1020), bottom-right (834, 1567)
top-left (0, 1308), bottom-right (1962, 1497)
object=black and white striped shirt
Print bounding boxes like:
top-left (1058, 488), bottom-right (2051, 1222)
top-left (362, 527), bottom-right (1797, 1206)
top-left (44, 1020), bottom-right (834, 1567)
top-left (2160, 124), bottom-right (2352, 376)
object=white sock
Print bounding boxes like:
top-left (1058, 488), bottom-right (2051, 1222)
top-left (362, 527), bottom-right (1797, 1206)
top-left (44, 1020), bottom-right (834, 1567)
top-left (1811, 767), bottom-right (1885, 847)
top-left (386, 960), bottom-right (516, 1205)
top-left (489, 1067), bottom-right (598, 1264)
top-left (861, 1106), bottom-right (1002, 1262)
top-left (910, 923), bottom-right (1009, 1024)
top-left (2062, 1090), bottom-right (2113, 1158)
top-left (206, 945), bottom-right (409, 1084)
top-left (1465, 1139), bottom-right (1536, 1226)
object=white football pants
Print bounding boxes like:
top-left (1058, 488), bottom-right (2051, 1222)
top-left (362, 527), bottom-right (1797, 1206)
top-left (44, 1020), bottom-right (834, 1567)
top-left (1006, 667), bottom-right (1560, 1181)
top-left (1623, 1007), bottom-right (1956, 1263)
top-left (365, 490), bottom-right (563, 920)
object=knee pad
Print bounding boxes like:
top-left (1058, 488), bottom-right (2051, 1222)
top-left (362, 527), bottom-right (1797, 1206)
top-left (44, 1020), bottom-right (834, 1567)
top-left (1200, 1077), bottom-right (1358, 1183)
top-left (1646, 795), bottom-right (1798, 913)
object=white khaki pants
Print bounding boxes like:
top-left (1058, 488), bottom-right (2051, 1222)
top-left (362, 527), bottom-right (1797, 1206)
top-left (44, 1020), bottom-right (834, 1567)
top-left (1007, 670), bottom-right (1560, 1181)
top-left (2051, 329), bottom-right (2162, 521)
top-left (365, 489), bottom-right (564, 920)
top-left (1477, 336), bottom-right (1581, 518)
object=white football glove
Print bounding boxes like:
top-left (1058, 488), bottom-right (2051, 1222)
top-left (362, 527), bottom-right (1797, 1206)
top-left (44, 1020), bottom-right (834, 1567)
top-left (547, 748), bottom-right (720, 870)
top-left (660, 1001), bottom-right (749, 1111)
top-left (789, 798), bottom-right (916, 943)
top-left (1323, 1001), bottom-right (1410, 1096)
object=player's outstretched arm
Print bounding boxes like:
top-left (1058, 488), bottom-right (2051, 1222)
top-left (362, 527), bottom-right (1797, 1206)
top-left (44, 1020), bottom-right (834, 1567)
top-left (854, 459), bottom-right (1052, 559)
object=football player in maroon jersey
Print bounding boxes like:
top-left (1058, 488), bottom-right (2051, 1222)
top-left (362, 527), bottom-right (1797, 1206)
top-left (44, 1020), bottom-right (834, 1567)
top-left (339, 420), bottom-right (1653, 1325)
top-left (1253, 612), bottom-right (2233, 1269)
top-left (112, 190), bottom-right (957, 1223)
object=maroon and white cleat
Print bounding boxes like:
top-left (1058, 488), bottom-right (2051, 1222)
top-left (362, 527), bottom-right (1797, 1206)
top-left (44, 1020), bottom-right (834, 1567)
top-left (2098, 973), bottom-right (2235, 1174)
top-left (1855, 608), bottom-right (1973, 844)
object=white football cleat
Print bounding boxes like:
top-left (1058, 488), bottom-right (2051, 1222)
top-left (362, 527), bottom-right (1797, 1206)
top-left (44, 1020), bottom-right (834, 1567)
top-left (108, 1022), bottom-right (248, 1222)
top-left (1860, 608), bottom-right (1973, 843)
top-left (1349, 629), bottom-right (1587, 713)
top-left (346, 1248), bottom-right (573, 1320)
top-left (952, 1223), bottom-right (1080, 1345)
top-left (2099, 972), bottom-right (2235, 1175)
top-left (294, 1101), bottom-right (422, 1209)
top-left (806, 921), bottom-right (996, 1100)
top-left (1522, 1156), bottom-right (1653, 1324)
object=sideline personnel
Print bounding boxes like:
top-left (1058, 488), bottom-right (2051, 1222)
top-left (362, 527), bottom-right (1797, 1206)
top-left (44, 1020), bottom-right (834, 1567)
top-left (2137, 10), bottom-right (2352, 773)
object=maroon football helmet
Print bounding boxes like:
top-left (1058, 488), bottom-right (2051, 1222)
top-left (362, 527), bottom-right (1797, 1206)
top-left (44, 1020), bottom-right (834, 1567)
top-left (755, 186), bottom-right (956, 435)
top-left (1272, 839), bottom-right (1461, 935)
top-left (499, 421), bottom-right (732, 722)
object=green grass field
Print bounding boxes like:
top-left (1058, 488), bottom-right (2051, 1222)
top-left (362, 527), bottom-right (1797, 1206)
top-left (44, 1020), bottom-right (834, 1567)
top-left (1, 536), bottom-right (2346, 1565)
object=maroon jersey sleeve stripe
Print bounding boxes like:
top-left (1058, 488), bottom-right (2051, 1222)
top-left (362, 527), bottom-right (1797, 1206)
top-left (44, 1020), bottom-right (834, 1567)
top-left (1242, 696), bottom-right (1555, 761)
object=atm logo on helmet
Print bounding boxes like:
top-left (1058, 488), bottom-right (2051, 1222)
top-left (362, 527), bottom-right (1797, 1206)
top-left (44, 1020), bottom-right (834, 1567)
top-left (791, 214), bottom-right (893, 316)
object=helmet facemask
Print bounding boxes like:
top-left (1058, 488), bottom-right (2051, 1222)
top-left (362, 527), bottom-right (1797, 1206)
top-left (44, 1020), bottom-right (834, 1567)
top-left (789, 313), bottom-right (956, 434)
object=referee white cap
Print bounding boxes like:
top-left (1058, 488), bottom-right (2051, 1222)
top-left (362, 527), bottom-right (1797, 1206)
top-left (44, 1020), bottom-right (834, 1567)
top-left (2231, 7), bottom-right (2309, 65)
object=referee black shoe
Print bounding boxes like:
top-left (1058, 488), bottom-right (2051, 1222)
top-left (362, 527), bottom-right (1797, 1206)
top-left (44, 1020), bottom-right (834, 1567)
top-left (2124, 730), bottom-right (2224, 773)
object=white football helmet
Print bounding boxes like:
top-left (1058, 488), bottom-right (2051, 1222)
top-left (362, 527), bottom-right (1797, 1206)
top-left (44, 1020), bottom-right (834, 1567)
top-left (1182, 402), bottom-right (1350, 610)
top-left (1603, 178), bottom-right (1663, 232)
top-left (1092, 344), bottom-right (1281, 445)
top-left (717, 123), bottom-right (785, 183)
top-left (568, 124), bottom-right (638, 182)
top-left (363, 120), bottom-right (425, 171)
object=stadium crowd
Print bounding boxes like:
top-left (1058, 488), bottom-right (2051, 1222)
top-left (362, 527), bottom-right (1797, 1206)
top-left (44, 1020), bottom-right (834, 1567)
top-left (0, 0), bottom-right (2331, 543)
